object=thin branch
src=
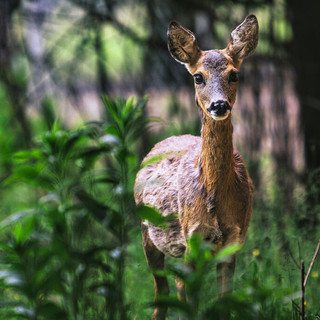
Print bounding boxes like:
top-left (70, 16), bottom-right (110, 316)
top-left (304, 238), bottom-right (320, 288)
top-left (300, 260), bottom-right (305, 320)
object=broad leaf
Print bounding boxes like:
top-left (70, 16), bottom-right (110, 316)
top-left (135, 204), bottom-right (177, 228)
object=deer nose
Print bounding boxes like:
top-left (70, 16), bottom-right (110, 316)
top-left (207, 100), bottom-right (231, 116)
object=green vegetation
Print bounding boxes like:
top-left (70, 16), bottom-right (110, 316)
top-left (1, 0), bottom-right (320, 318)
top-left (0, 96), bottom-right (319, 319)
top-left (0, 96), bottom-right (150, 319)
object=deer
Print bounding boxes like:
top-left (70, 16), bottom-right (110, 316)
top-left (134, 14), bottom-right (259, 319)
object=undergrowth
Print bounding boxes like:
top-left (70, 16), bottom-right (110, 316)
top-left (0, 96), bottom-right (319, 319)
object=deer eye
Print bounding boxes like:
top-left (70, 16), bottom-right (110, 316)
top-left (194, 74), bottom-right (204, 84)
top-left (229, 71), bottom-right (239, 83)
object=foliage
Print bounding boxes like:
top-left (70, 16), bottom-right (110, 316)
top-left (152, 235), bottom-right (243, 320)
top-left (0, 96), bottom-right (149, 320)
top-left (127, 199), bottom-right (320, 320)
top-left (0, 95), bottom-right (319, 320)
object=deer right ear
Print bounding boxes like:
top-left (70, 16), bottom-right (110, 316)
top-left (226, 14), bottom-right (259, 61)
top-left (167, 21), bottom-right (202, 65)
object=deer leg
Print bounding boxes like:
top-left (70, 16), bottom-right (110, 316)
top-left (142, 224), bottom-right (169, 320)
top-left (216, 254), bottom-right (236, 298)
top-left (175, 277), bottom-right (187, 320)
top-left (175, 277), bottom-right (186, 302)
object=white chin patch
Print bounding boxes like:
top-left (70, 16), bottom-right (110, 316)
top-left (210, 110), bottom-right (231, 121)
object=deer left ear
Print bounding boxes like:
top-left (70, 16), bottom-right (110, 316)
top-left (167, 21), bottom-right (202, 65)
top-left (226, 14), bottom-right (259, 61)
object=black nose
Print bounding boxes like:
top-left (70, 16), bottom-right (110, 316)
top-left (207, 100), bottom-right (231, 116)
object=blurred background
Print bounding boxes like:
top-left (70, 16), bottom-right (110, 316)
top-left (2, 0), bottom-right (320, 204)
top-left (0, 0), bottom-right (320, 319)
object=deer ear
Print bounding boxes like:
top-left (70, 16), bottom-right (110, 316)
top-left (226, 14), bottom-right (259, 61)
top-left (167, 21), bottom-right (202, 65)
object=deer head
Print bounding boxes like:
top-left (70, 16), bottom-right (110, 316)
top-left (167, 15), bottom-right (259, 121)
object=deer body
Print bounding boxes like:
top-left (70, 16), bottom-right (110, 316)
top-left (135, 15), bottom-right (258, 319)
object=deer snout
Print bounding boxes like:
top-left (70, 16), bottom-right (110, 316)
top-left (207, 100), bottom-right (231, 119)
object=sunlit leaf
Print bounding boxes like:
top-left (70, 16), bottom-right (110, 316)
top-left (121, 96), bottom-right (134, 119)
top-left (213, 243), bottom-right (243, 262)
top-left (135, 204), bottom-right (177, 228)
top-left (140, 150), bottom-right (187, 169)
top-left (13, 149), bottom-right (44, 163)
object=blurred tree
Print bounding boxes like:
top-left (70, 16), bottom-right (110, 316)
top-left (287, 1), bottom-right (320, 170)
top-left (286, 1), bottom-right (320, 224)
top-left (2, 0), bottom-right (315, 216)
top-left (0, 0), bottom-right (32, 147)
top-left (22, 0), bottom-right (56, 111)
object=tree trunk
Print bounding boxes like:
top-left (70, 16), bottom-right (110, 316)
top-left (287, 1), bottom-right (320, 225)
top-left (287, 1), bottom-right (320, 170)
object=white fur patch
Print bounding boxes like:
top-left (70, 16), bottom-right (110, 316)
top-left (210, 109), bottom-right (231, 121)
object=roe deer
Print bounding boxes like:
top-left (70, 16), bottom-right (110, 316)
top-left (134, 14), bottom-right (259, 319)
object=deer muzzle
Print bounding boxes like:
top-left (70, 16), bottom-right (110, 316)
top-left (207, 100), bottom-right (231, 120)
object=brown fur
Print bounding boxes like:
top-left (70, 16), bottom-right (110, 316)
top-left (134, 15), bottom-right (259, 320)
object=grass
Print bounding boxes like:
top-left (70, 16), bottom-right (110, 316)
top-left (124, 196), bottom-right (320, 319)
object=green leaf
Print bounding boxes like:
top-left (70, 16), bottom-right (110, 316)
top-left (140, 150), bottom-right (187, 169)
top-left (75, 190), bottom-right (121, 229)
top-left (13, 223), bottom-right (30, 245)
top-left (135, 204), bottom-right (177, 228)
top-left (13, 149), bottom-right (44, 163)
top-left (60, 128), bottom-right (93, 157)
top-left (105, 125), bottom-right (121, 139)
top-left (102, 95), bottom-right (124, 132)
top-left (213, 243), bottom-right (243, 262)
top-left (153, 295), bottom-right (192, 314)
top-left (0, 210), bottom-right (39, 230)
top-left (75, 190), bottom-right (109, 220)
top-left (121, 96), bottom-right (134, 119)
top-left (4, 165), bottom-right (53, 189)
top-left (41, 96), bottom-right (56, 130)
top-left (76, 145), bottom-right (112, 159)
top-left (165, 262), bottom-right (192, 281)
top-left (92, 176), bottom-right (119, 186)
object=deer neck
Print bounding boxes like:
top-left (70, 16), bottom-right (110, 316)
top-left (200, 116), bottom-right (235, 192)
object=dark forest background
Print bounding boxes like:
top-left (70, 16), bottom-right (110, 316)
top-left (0, 0), bottom-right (319, 319)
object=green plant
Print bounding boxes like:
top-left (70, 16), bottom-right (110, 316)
top-left (0, 95), bottom-right (149, 320)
